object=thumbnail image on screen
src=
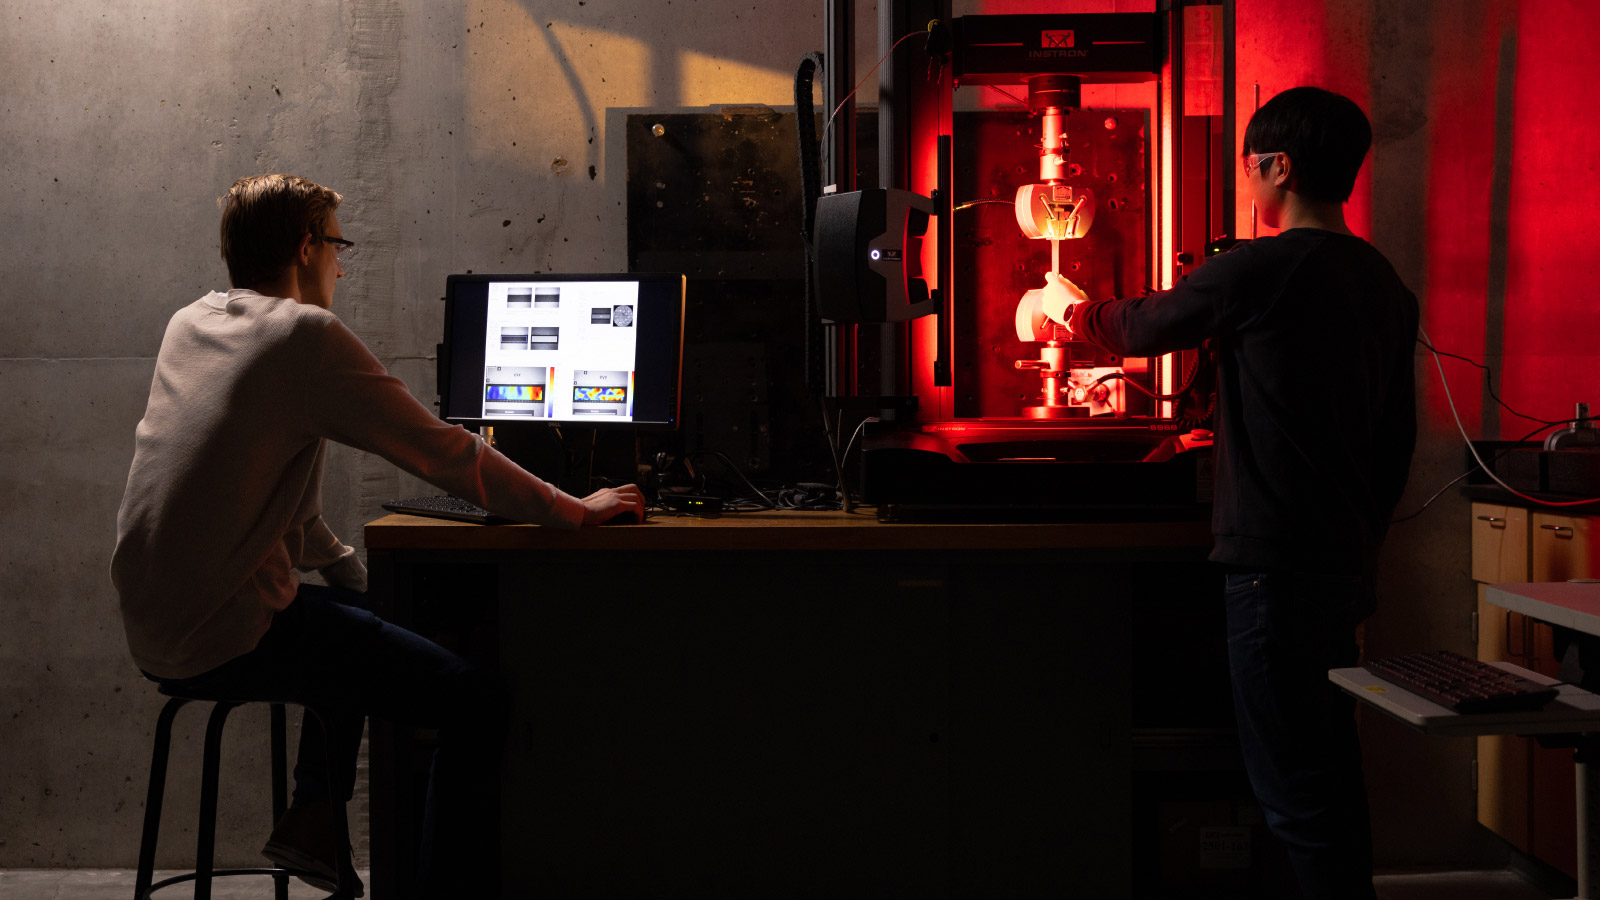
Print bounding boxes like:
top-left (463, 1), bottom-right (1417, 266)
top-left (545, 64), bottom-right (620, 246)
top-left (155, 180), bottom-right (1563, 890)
top-left (570, 370), bottom-right (631, 417)
top-left (483, 366), bottom-right (551, 417)
top-left (488, 384), bottom-right (543, 403)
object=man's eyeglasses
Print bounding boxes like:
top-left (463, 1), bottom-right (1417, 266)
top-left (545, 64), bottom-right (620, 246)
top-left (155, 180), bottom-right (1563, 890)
top-left (314, 235), bottom-right (357, 260)
top-left (1243, 152), bottom-right (1281, 177)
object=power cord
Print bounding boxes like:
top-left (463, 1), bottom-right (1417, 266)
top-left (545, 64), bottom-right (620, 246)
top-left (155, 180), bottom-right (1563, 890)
top-left (680, 449), bottom-right (777, 510)
top-left (1416, 334), bottom-right (1566, 427)
top-left (953, 198), bottom-right (1015, 212)
top-left (1419, 325), bottom-right (1600, 509)
top-left (983, 83), bottom-right (1028, 106)
top-left (819, 30), bottom-right (925, 165)
top-left (1093, 350), bottom-right (1206, 403)
top-left (819, 398), bottom-right (878, 511)
top-left (840, 415), bottom-right (878, 469)
top-left (1390, 418), bottom-right (1578, 523)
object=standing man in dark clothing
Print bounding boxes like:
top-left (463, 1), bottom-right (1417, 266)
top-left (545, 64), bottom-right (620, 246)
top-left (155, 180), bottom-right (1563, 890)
top-left (1061, 87), bottom-right (1418, 900)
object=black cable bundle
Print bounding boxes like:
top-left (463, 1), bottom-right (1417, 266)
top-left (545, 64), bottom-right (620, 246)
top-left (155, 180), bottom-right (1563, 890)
top-left (793, 52), bottom-right (827, 396)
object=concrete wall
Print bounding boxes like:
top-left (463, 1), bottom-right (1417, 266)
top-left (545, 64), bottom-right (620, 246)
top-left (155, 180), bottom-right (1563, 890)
top-left (2, 0), bottom-right (1593, 875)
top-left (0, 0), bottom-right (875, 868)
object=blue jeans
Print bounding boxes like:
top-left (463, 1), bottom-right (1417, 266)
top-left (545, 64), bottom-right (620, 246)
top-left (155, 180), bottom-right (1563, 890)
top-left (151, 582), bottom-right (506, 897)
top-left (1225, 570), bottom-right (1377, 900)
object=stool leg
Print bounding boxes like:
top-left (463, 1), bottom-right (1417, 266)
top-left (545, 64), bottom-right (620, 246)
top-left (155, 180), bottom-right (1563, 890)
top-left (270, 703), bottom-right (289, 900)
top-left (310, 707), bottom-right (353, 898)
top-left (133, 698), bottom-right (188, 900)
top-left (194, 701), bottom-right (239, 900)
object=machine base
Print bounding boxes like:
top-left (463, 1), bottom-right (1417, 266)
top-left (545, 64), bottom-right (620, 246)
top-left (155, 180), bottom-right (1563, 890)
top-left (860, 419), bottom-right (1212, 523)
top-left (1023, 405), bottom-right (1089, 419)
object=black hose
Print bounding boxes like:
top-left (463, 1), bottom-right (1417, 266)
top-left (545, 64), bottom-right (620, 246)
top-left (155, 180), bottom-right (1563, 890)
top-left (794, 52), bottom-right (826, 396)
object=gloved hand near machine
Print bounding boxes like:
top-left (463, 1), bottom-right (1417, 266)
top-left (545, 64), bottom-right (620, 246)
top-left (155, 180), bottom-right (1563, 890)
top-left (1042, 271), bottom-right (1089, 333)
top-left (1011, 270), bottom-right (1126, 417)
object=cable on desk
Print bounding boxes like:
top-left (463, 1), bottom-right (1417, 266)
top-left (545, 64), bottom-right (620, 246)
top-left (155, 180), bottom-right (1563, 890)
top-left (682, 449), bottom-right (777, 510)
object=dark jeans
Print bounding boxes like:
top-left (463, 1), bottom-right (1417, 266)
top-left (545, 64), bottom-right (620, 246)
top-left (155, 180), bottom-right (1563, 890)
top-left (152, 582), bottom-right (505, 897)
top-left (1225, 570), bottom-right (1378, 900)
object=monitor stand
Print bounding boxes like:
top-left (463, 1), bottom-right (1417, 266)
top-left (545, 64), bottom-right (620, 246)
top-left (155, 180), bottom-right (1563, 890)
top-left (486, 424), bottom-right (569, 490)
top-left (487, 423), bottom-right (640, 498)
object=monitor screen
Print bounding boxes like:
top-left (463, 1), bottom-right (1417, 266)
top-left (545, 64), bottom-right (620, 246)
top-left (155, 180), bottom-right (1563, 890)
top-left (441, 273), bottom-right (685, 427)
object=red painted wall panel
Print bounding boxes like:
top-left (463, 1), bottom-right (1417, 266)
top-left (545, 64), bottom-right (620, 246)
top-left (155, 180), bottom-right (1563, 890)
top-left (1419, 2), bottom-right (1513, 431)
top-left (1500, 1), bottom-right (1600, 428)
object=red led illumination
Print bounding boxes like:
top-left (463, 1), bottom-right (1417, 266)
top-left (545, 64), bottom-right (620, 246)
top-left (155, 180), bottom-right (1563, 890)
top-left (1233, 1), bottom-right (1600, 437)
top-left (1418, 5), bottom-right (1511, 433)
top-left (918, 2), bottom-right (1167, 423)
top-left (934, 1), bottom-right (1597, 445)
top-left (1497, 1), bottom-right (1600, 432)
top-left (912, 58), bottom-right (953, 423)
top-left (1235, 3), bottom-right (1373, 241)
top-left (1416, 0), bottom-right (1600, 436)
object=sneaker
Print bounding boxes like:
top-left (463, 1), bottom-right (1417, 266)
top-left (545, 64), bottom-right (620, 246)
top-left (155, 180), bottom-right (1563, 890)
top-left (261, 802), bottom-right (365, 897)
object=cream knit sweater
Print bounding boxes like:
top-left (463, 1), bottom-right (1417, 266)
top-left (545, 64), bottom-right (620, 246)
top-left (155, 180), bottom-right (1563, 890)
top-left (113, 289), bottom-right (585, 678)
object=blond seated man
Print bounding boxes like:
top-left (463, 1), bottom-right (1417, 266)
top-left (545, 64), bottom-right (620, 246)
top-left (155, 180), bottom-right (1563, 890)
top-left (112, 174), bottom-right (643, 897)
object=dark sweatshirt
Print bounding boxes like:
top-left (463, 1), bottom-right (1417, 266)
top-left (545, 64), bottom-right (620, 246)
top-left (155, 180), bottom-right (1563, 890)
top-left (1070, 228), bottom-right (1418, 576)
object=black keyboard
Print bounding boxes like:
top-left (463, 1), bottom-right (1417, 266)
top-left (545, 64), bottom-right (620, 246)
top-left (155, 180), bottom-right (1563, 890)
top-left (1365, 650), bottom-right (1560, 714)
top-left (381, 496), bottom-right (515, 525)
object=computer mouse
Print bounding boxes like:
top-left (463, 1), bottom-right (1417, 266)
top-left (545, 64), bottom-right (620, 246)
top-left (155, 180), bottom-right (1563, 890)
top-left (599, 508), bottom-right (647, 525)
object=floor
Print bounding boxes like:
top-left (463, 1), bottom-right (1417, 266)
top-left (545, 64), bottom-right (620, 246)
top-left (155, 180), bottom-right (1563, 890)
top-left (0, 869), bottom-right (369, 899)
top-left (0, 868), bottom-right (1558, 899)
top-left (1372, 869), bottom-right (1557, 899)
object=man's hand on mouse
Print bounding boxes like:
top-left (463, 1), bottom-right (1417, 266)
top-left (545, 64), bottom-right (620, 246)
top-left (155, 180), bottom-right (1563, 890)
top-left (580, 484), bottom-right (646, 525)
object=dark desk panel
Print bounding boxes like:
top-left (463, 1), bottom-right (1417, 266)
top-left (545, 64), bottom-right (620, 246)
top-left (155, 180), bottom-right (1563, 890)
top-left (365, 511), bottom-right (1221, 899)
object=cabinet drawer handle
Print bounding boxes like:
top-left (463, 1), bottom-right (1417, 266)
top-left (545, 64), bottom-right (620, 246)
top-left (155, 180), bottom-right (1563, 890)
top-left (1477, 515), bottom-right (1506, 527)
top-left (1541, 524), bottom-right (1575, 537)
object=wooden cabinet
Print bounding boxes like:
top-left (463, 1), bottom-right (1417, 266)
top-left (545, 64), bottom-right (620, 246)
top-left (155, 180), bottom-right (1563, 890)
top-left (1473, 503), bottom-right (1534, 856)
top-left (1472, 503), bottom-right (1529, 583)
top-left (1473, 503), bottom-right (1599, 877)
top-left (1532, 513), bottom-right (1600, 583)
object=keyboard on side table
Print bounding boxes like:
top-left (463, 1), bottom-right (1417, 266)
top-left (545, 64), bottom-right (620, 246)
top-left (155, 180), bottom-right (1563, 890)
top-left (1364, 650), bottom-right (1560, 715)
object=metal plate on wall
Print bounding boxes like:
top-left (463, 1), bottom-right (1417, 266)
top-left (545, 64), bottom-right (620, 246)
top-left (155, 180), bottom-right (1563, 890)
top-left (626, 110), bottom-right (877, 481)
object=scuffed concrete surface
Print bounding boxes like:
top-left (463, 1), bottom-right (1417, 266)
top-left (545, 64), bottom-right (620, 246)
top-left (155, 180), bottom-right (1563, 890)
top-left (0, 868), bottom-right (370, 898)
top-left (1, 0), bottom-right (874, 869)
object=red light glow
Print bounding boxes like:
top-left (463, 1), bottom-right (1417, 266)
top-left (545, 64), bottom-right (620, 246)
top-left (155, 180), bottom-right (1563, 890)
top-left (912, 60), bottom-right (953, 423)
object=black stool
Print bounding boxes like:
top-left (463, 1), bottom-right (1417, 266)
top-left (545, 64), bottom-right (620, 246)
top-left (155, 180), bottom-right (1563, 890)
top-left (133, 685), bottom-right (352, 899)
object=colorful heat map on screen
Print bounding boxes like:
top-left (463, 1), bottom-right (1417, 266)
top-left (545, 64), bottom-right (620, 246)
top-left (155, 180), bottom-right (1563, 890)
top-left (573, 386), bottom-right (627, 403)
top-left (486, 384), bottom-right (543, 403)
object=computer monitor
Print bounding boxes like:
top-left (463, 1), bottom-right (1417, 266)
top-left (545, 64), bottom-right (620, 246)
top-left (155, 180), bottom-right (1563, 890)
top-left (440, 273), bottom-right (685, 428)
